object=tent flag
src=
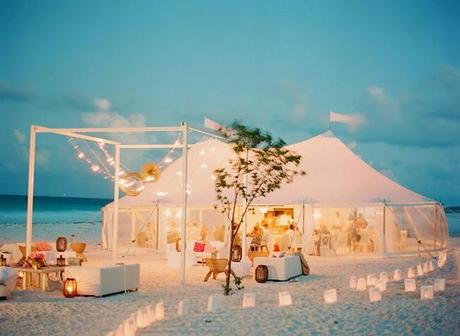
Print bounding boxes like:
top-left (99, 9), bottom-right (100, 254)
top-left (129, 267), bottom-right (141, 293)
top-left (329, 111), bottom-right (364, 129)
top-left (204, 117), bottom-right (224, 131)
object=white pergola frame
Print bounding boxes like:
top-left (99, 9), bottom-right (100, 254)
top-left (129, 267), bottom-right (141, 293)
top-left (25, 123), bottom-right (221, 284)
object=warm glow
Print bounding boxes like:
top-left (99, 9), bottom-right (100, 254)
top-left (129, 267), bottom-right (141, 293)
top-left (165, 208), bottom-right (172, 217)
top-left (199, 150), bottom-right (206, 155)
top-left (210, 174), bottom-right (217, 180)
top-left (157, 192), bottom-right (168, 197)
top-left (77, 152), bottom-right (85, 159)
top-left (91, 165), bottom-right (100, 172)
top-left (313, 211), bottom-right (322, 219)
top-left (200, 163), bottom-right (207, 168)
top-left (164, 157), bottom-right (173, 163)
top-left (176, 171), bottom-right (182, 176)
top-left (259, 207), bottom-right (268, 214)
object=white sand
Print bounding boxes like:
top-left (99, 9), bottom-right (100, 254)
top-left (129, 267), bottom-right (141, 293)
top-left (1, 240), bottom-right (460, 336)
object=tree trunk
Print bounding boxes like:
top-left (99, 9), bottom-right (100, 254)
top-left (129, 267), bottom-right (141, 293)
top-left (225, 225), bottom-right (236, 295)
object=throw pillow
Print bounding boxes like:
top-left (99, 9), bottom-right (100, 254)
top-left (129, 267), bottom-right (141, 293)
top-left (193, 242), bottom-right (205, 252)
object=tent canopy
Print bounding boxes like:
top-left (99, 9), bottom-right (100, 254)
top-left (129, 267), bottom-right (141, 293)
top-left (115, 131), bottom-right (427, 208)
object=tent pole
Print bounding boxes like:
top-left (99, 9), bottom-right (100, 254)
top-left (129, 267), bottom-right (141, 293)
top-left (434, 204), bottom-right (437, 251)
top-left (112, 144), bottom-right (120, 260)
top-left (26, 126), bottom-right (37, 257)
top-left (302, 201), bottom-right (306, 255)
top-left (131, 209), bottom-right (136, 244)
top-left (242, 148), bottom-right (249, 262)
top-left (180, 122), bottom-right (188, 284)
top-left (382, 204), bottom-right (386, 256)
top-left (156, 204), bottom-right (160, 251)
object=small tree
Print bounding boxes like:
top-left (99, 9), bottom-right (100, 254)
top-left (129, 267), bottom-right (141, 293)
top-left (214, 122), bottom-right (304, 295)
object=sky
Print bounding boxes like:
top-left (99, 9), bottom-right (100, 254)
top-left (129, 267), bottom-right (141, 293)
top-left (0, 1), bottom-right (459, 205)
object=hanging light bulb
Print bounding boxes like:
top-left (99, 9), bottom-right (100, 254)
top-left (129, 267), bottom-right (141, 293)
top-left (77, 152), bottom-right (85, 159)
top-left (164, 157), bottom-right (173, 163)
top-left (91, 165), bottom-right (100, 172)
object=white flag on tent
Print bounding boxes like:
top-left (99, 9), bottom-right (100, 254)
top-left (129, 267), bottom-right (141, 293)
top-left (330, 111), bottom-right (364, 129)
top-left (204, 117), bottom-right (227, 131)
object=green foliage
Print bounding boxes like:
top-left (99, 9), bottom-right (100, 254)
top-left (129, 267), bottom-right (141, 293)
top-left (214, 121), bottom-right (304, 295)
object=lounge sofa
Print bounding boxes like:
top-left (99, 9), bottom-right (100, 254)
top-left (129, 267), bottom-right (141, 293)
top-left (65, 264), bottom-right (140, 297)
top-left (0, 267), bottom-right (17, 299)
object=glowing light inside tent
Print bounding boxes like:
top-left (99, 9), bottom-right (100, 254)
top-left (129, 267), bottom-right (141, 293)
top-left (313, 211), bottom-right (322, 219)
top-left (176, 171), bottom-right (182, 176)
top-left (259, 207), bottom-right (268, 214)
top-left (164, 157), bottom-right (173, 163)
top-left (210, 174), bottom-right (217, 180)
top-left (211, 147), bottom-right (216, 151)
top-left (165, 208), bottom-right (172, 217)
top-left (199, 150), bottom-right (206, 155)
top-left (201, 163), bottom-right (207, 168)
top-left (157, 192), bottom-right (168, 197)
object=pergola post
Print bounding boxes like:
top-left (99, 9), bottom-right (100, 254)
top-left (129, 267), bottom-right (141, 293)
top-left (180, 122), bottom-right (189, 284)
top-left (26, 126), bottom-right (37, 257)
top-left (112, 144), bottom-right (120, 259)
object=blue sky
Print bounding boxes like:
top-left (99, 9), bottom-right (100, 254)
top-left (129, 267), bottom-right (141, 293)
top-left (0, 1), bottom-right (459, 205)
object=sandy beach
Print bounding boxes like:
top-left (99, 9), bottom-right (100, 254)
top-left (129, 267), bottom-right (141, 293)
top-left (1, 239), bottom-right (459, 336)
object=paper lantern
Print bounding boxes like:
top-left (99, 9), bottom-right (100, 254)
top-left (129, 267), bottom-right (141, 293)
top-left (416, 264), bottom-right (424, 276)
top-left (135, 309), bottom-right (147, 329)
top-left (404, 278), bottom-right (416, 292)
top-left (356, 278), bottom-right (367, 291)
top-left (422, 262), bottom-right (429, 273)
top-left (407, 267), bottom-right (416, 279)
top-left (393, 269), bottom-right (402, 281)
top-left (120, 172), bottom-right (144, 196)
top-left (369, 287), bottom-right (382, 302)
top-left (145, 305), bottom-right (156, 324)
top-left (242, 293), bottom-right (256, 308)
top-left (177, 299), bottom-right (190, 316)
top-left (63, 278), bottom-right (77, 298)
top-left (367, 274), bottom-right (377, 286)
top-left (255, 265), bottom-right (269, 283)
top-left (379, 272), bottom-right (388, 283)
top-left (376, 279), bottom-right (387, 292)
top-left (0, 254), bottom-right (6, 266)
top-left (323, 289), bottom-right (337, 304)
top-left (278, 291), bottom-right (292, 306)
top-left (57, 255), bottom-right (66, 267)
top-left (207, 295), bottom-right (222, 312)
top-left (428, 260), bottom-right (434, 272)
top-left (123, 314), bottom-right (137, 336)
top-left (232, 245), bottom-right (242, 262)
top-left (349, 276), bottom-right (357, 289)
top-left (155, 302), bottom-right (165, 320)
top-left (56, 237), bottom-right (67, 252)
top-left (434, 278), bottom-right (445, 292)
top-left (420, 285), bottom-right (434, 300)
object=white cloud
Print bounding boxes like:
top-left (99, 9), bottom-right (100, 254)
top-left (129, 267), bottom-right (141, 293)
top-left (13, 129), bottom-right (26, 144)
top-left (94, 98), bottom-right (111, 111)
top-left (368, 85), bottom-right (386, 99)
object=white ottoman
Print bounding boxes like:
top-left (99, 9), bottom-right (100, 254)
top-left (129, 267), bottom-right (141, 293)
top-left (66, 264), bottom-right (140, 297)
top-left (254, 256), bottom-right (302, 281)
top-left (231, 261), bottom-right (251, 278)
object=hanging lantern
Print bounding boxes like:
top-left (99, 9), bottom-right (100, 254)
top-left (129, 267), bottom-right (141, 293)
top-left (63, 278), bottom-right (77, 298)
top-left (119, 172), bottom-right (144, 196)
top-left (231, 245), bottom-right (242, 262)
top-left (0, 254), bottom-right (6, 266)
top-left (139, 163), bottom-right (161, 183)
top-left (255, 265), bottom-right (269, 283)
top-left (57, 255), bottom-right (66, 267)
top-left (56, 237), bottom-right (67, 252)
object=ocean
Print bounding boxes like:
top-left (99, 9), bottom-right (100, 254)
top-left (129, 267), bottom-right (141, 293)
top-left (0, 195), bottom-right (459, 244)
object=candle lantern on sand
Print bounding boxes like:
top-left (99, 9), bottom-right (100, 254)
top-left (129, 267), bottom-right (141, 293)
top-left (232, 245), bottom-right (242, 262)
top-left (255, 265), bottom-right (268, 283)
top-left (63, 278), bottom-right (77, 298)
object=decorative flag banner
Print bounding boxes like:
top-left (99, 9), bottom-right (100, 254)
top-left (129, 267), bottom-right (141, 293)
top-left (329, 111), bottom-right (364, 129)
top-left (204, 117), bottom-right (224, 131)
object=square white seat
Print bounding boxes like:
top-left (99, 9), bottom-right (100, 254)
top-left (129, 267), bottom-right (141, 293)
top-left (66, 264), bottom-right (140, 297)
top-left (253, 255), bottom-right (302, 281)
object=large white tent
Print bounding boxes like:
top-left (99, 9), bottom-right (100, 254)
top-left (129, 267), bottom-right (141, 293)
top-left (102, 131), bottom-right (449, 257)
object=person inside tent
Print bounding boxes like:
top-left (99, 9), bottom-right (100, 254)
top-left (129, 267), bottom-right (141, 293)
top-left (284, 224), bottom-right (296, 252)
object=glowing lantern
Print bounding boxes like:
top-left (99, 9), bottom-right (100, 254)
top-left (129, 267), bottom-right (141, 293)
top-left (367, 274), bottom-right (377, 286)
top-left (369, 287), bottom-right (382, 302)
top-left (232, 245), bottom-right (242, 262)
top-left (323, 289), bottom-right (337, 304)
top-left (56, 237), bottom-right (67, 252)
top-left (416, 264), bottom-right (424, 276)
top-left (349, 276), bottom-right (357, 289)
top-left (177, 299), bottom-right (189, 316)
top-left (356, 278), bottom-right (367, 291)
top-left (135, 309), bottom-right (148, 329)
top-left (207, 295), bottom-right (222, 312)
top-left (434, 278), bottom-right (445, 292)
top-left (404, 278), bottom-right (416, 292)
top-left (420, 285), bottom-right (434, 300)
top-left (407, 267), bottom-right (416, 279)
top-left (155, 302), bottom-right (165, 320)
top-left (242, 293), bottom-right (256, 308)
top-left (278, 291), bottom-right (292, 306)
top-left (63, 278), bottom-right (77, 298)
top-left (379, 272), bottom-right (388, 283)
top-left (376, 279), bottom-right (387, 292)
top-left (123, 314), bottom-right (137, 336)
top-left (56, 255), bottom-right (66, 267)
